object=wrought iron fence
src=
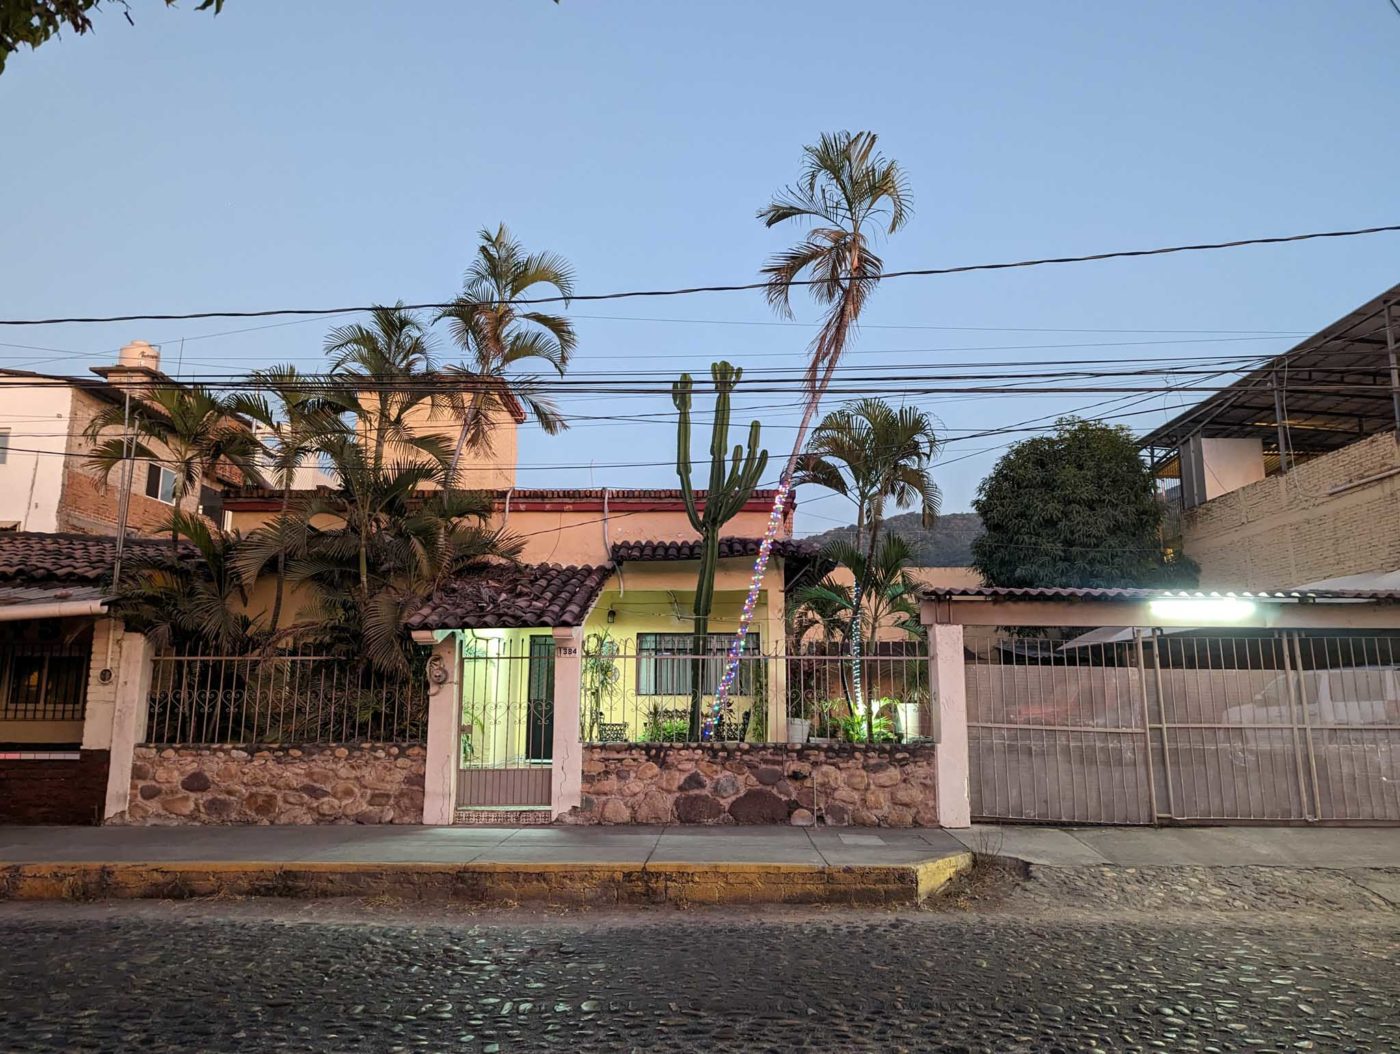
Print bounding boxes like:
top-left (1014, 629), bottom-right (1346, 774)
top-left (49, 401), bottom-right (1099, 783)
top-left (578, 635), bottom-right (930, 744)
top-left (146, 645), bottom-right (430, 745)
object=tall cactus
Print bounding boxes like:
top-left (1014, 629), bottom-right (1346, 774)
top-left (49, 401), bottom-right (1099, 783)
top-left (674, 362), bottom-right (769, 740)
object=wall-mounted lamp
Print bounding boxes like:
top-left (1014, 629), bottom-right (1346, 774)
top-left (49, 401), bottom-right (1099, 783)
top-left (1147, 597), bottom-right (1257, 623)
top-left (606, 608), bottom-right (616, 624)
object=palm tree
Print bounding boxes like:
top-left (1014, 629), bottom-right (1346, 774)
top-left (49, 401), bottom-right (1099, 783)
top-left (109, 510), bottom-right (259, 653)
top-left (324, 304), bottom-right (458, 476)
top-left (793, 535), bottom-right (923, 741)
top-left (287, 434), bottom-right (522, 675)
top-left (85, 383), bottom-right (262, 555)
top-left (228, 366), bottom-right (351, 632)
top-left (716, 130), bottom-right (911, 710)
top-left (437, 224), bottom-right (575, 486)
top-left (796, 398), bottom-right (940, 714)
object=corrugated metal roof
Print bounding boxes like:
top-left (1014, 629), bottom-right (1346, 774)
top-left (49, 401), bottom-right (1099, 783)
top-left (923, 586), bottom-right (1400, 601)
top-left (1139, 280), bottom-right (1400, 456)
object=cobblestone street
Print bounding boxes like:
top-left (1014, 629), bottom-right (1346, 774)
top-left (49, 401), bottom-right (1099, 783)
top-left (1, 867), bottom-right (1397, 1053)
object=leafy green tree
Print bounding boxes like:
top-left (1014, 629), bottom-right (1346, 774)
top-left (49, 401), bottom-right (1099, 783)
top-left (1, 0), bottom-right (223, 75)
top-left (437, 224), bottom-right (575, 486)
top-left (718, 130), bottom-right (910, 706)
top-left (795, 397), bottom-right (939, 722)
top-left (971, 417), bottom-right (1198, 589)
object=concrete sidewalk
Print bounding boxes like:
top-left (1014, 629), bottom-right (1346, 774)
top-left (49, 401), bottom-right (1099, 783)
top-left (947, 823), bottom-right (1400, 869)
top-left (5, 823), bottom-right (1397, 869)
top-left (0, 825), bottom-right (966, 867)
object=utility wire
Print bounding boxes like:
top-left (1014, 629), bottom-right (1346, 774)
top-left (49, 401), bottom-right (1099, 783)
top-left (3, 223), bottom-right (1396, 326)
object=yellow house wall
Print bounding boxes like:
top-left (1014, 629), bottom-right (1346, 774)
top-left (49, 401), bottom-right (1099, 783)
top-left (578, 572), bottom-right (781, 742)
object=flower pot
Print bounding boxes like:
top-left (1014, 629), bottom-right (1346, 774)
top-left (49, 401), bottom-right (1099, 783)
top-left (787, 719), bottom-right (811, 744)
top-left (896, 703), bottom-right (922, 739)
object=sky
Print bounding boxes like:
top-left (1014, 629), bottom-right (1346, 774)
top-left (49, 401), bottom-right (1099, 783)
top-left (2, 1), bottom-right (1398, 536)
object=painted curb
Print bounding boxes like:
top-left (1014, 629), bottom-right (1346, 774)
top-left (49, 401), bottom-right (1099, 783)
top-left (0, 852), bottom-right (973, 907)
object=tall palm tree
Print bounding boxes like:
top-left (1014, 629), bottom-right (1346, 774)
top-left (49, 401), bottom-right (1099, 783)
top-left (796, 398), bottom-right (940, 716)
top-left (85, 383), bottom-right (262, 555)
top-left (437, 224), bottom-right (576, 486)
top-left (324, 304), bottom-right (457, 476)
top-left (228, 366), bottom-right (350, 631)
top-left (716, 130), bottom-right (911, 710)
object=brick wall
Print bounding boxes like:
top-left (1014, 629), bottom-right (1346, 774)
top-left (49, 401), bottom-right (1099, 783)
top-left (0, 750), bottom-right (109, 825)
top-left (56, 388), bottom-right (217, 536)
top-left (564, 742), bottom-right (938, 827)
top-left (1182, 432), bottom-right (1400, 589)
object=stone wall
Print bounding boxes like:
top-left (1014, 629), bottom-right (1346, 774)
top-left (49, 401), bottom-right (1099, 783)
top-left (119, 743), bottom-right (425, 825)
top-left (565, 742), bottom-right (938, 827)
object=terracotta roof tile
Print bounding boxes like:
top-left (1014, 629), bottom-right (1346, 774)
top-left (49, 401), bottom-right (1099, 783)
top-left (407, 563), bottom-right (614, 630)
top-left (0, 532), bottom-right (174, 586)
top-left (610, 537), bottom-right (816, 562)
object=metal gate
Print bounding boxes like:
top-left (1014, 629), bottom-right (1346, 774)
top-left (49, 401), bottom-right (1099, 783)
top-left (967, 631), bottom-right (1400, 825)
top-left (457, 636), bottom-right (553, 808)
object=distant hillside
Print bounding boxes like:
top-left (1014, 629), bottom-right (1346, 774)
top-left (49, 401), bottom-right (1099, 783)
top-left (803, 511), bottom-right (982, 567)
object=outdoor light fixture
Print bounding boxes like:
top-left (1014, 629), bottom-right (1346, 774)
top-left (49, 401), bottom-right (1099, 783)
top-left (606, 608), bottom-right (616, 624)
top-left (1147, 596), bottom-right (1257, 622)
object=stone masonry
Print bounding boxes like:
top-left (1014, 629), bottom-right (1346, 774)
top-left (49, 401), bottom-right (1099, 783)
top-left (565, 742), bottom-right (938, 827)
top-left (119, 743), bottom-right (425, 825)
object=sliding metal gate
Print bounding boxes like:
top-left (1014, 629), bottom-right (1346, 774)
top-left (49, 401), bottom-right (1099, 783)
top-left (457, 636), bottom-right (553, 809)
top-left (967, 631), bottom-right (1400, 825)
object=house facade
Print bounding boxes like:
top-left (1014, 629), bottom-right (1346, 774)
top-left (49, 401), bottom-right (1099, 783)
top-left (0, 341), bottom-right (239, 536)
top-left (1144, 281), bottom-right (1400, 590)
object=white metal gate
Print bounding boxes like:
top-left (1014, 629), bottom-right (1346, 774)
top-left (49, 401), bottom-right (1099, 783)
top-left (457, 636), bottom-right (553, 808)
top-left (967, 631), bottom-right (1400, 825)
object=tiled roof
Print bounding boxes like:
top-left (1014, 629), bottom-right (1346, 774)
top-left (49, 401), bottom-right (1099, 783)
top-left (0, 532), bottom-right (175, 585)
top-left (407, 562), bottom-right (614, 630)
top-left (610, 537), bottom-right (816, 562)
top-left (923, 586), bottom-right (1400, 601)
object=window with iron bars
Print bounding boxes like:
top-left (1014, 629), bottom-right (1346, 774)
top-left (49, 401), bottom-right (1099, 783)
top-left (0, 643), bottom-right (89, 721)
top-left (635, 633), bottom-right (760, 696)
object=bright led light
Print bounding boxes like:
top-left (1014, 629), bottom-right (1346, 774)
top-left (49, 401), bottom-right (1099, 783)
top-left (1147, 597), bottom-right (1257, 622)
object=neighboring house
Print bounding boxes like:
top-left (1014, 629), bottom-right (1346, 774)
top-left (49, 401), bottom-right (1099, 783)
top-left (0, 532), bottom-right (157, 824)
top-left (1142, 281), bottom-right (1400, 590)
top-left (0, 341), bottom-right (241, 536)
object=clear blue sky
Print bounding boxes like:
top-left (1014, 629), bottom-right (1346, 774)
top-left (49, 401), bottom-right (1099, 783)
top-left (3, 1), bottom-right (1397, 534)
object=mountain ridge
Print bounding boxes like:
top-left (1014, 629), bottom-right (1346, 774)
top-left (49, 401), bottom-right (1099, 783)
top-left (801, 510), bottom-right (982, 567)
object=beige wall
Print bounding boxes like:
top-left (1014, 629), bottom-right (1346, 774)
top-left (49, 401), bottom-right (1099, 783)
top-left (359, 399), bottom-right (518, 491)
top-left (1182, 431), bottom-right (1400, 589)
top-left (508, 505), bottom-right (785, 565)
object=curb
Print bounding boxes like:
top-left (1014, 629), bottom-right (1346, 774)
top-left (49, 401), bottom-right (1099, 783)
top-left (0, 852), bottom-right (973, 907)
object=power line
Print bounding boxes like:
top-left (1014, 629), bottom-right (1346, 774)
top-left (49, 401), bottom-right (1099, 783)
top-left (4, 223), bottom-right (1396, 327)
